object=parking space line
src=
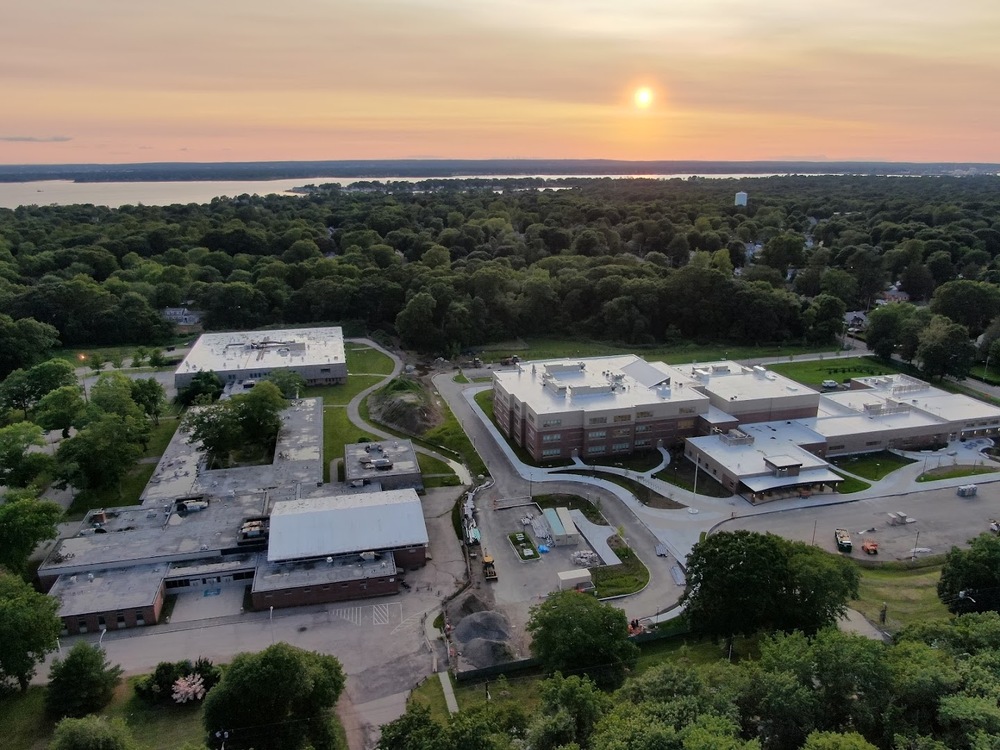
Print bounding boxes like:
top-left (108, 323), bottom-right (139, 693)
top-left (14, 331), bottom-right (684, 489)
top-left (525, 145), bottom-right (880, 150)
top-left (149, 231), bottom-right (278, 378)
top-left (333, 606), bottom-right (363, 625)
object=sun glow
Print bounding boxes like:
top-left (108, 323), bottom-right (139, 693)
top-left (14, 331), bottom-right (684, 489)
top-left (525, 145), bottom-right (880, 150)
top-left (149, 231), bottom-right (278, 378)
top-left (634, 87), bottom-right (654, 109)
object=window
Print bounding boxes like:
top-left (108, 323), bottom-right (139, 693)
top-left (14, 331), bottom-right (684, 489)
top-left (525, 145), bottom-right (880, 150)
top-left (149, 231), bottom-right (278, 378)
top-left (542, 448), bottom-right (561, 457)
top-left (542, 419), bottom-right (562, 427)
top-left (589, 417), bottom-right (607, 425)
top-left (320, 367), bottom-right (331, 373)
top-left (612, 442), bottom-right (630, 451)
top-left (542, 433), bottom-right (562, 442)
top-left (865, 440), bottom-right (880, 446)
top-left (614, 415), bottom-right (632, 423)
top-left (636, 410), bottom-right (653, 418)
top-left (679, 407), bottom-right (696, 415)
top-left (678, 420), bottom-right (694, 430)
top-left (527, 414), bottom-right (535, 423)
top-left (588, 446), bottom-right (607, 454)
top-left (135, 611), bottom-right (145, 626)
top-left (635, 439), bottom-right (651, 448)
top-left (635, 424), bottom-right (651, 433)
top-left (588, 430), bottom-right (606, 439)
top-left (614, 428), bottom-right (630, 437)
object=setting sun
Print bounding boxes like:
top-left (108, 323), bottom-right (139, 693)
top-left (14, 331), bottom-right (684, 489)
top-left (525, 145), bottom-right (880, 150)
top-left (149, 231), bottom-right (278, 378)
top-left (634, 87), bottom-right (654, 109)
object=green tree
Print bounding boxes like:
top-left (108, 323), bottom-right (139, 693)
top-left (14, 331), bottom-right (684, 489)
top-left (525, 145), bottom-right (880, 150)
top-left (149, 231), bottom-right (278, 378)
top-left (527, 673), bottom-right (611, 750)
top-left (0, 358), bottom-right (76, 418)
top-left (49, 716), bottom-right (140, 750)
top-left (0, 493), bottom-right (62, 575)
top-left (805, 294), bottom-right (847, 344)
top-left (0, 313), bottom-right (60, 380)
top-left (88, 372), bottom-right (144, 420)
top-left (938, 533), bottom-right (1000, 614)
top-left (265, 370), bottom-right (305, 399)
top-left (0, 569), bottom-right (61, 690)
top-left (46, 642), bottom-right (123, 718)
top-left (0, 421), bottom-right (52, 487)
top-left (129, 377), bottom-right (167, 425)
top-left (178, 370), bottom-right (224, 406)
top-left (395, 292), bottom-right (441, 351)
top-left (916, 317), bottom-right (976, 380)
top-left (202, 643), bottom-right (345, 750)
top-left (55, 414), bottom-right (146, 492)
top-left (682, 531), bottom-right (859, 640)
top-left (527, 590), bottom-right (639, 689)
top-left (802, 731), bottom-right (877, 750)
top-left (184, 381), bottom-right (285, 465)
top-left (377, 703), bottom-right (447, 750)
top-left (930, 280), bottom-right (1000, 337)
top-left (35, 385), bottom-right (87, 438)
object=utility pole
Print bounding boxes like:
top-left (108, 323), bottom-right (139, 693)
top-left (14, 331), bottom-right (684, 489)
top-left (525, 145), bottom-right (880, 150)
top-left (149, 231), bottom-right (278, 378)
top-left (811, 519), bottom-right (817, 546)
top-left (912, 529), bottom-right (920, 561)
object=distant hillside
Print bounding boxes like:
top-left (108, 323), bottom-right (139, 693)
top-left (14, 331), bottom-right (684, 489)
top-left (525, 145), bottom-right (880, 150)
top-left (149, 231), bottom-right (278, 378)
top-left (1, 159), bottom-right (997, 182)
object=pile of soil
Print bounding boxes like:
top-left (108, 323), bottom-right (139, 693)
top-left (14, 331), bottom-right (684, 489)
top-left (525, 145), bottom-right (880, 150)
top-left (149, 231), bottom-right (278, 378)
top-left (368, 376), bottom-right (441, 435)
top-left (454, 593), bottom-right (488, 618)
top-left (453, 611), bottom-right (511, 644)
top-left (461, 638), bottom-right (515, 668)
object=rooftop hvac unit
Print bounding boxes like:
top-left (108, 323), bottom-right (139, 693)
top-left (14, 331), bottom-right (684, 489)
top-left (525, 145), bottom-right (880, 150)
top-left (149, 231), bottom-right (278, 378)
top-left (326, 557), bottom-right (333, 564)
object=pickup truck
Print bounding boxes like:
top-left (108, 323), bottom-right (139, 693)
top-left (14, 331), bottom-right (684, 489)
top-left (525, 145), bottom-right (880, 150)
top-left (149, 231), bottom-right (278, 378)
top-left (835, 528), bottom-right (853, 552)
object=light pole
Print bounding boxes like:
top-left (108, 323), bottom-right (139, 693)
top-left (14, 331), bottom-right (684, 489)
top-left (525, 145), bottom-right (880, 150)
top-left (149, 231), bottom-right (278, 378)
top-left (269, 605), bottom-right (275, 643)
top-left (98, 627), bottom-right (107, 649)
top-left (912, 529), bottom-right (920, 561)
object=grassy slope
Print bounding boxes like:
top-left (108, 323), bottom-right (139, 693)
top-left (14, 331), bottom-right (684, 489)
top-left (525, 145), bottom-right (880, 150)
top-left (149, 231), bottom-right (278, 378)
top-left (829, 450), bottom-right (915, 480)
top-left (478, 339), bottom-right (832, 364)
top-left (768, 356), bottom-right (903, 386)
top-left (322, 407), bottom-right (375, 483)
top-left (852, 563), bottom-right (950, 634)
top-left (345, 345), bottom-right (394, 375)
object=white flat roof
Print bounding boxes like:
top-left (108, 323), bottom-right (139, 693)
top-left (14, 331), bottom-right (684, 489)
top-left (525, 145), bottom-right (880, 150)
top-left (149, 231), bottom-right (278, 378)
top-left (495, 355), bottom-right (707, 415)
top-left (176, 327), bottom-right (345, 377)
top-left (686, 360), bottom-right (821, 402)
top-left (850, 374), bottom-right (1000, 425)
top-left (689, 421), bottom-right (829, 479)
top-left (267, 489), bottom-right (428, 562)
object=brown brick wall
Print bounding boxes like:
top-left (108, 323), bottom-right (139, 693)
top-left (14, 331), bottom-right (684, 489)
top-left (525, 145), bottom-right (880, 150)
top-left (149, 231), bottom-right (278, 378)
top-left (252, 575), bottom-right (398, 610)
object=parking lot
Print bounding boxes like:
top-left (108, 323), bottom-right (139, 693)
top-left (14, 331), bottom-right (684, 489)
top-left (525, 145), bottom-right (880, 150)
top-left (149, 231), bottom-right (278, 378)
top-left (722, 481), bottom-right (1000, 560)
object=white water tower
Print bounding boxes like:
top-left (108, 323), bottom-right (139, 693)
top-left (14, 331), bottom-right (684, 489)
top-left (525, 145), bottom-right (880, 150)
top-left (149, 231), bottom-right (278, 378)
top-left (735, 191), bottom-right (748, 207)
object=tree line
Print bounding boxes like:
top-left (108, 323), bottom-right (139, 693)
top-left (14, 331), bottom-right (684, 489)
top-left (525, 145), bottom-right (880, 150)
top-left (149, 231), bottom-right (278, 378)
top-left (1, 175), bottom-right (998, 370)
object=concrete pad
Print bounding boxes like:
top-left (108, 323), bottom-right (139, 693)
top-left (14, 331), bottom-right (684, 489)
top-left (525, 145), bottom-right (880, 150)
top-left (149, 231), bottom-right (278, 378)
top-left (168, 585), bottom-right (246, 623)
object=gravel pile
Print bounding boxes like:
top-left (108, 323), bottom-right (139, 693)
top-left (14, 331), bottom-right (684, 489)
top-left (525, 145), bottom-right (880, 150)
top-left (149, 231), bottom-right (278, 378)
top-left (453, 610), bottom-right (510, 644)
top-left (461, 638), bottom-right (514, 668)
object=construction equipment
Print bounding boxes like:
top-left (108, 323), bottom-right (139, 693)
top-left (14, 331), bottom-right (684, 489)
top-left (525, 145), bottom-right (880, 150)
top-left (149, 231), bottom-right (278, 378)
top-left (835, 528), bottom-right (853, 553)
top-left (482, 554), bottom-right (497, 581)
top-left (861, 538), bottom-right (879, 555)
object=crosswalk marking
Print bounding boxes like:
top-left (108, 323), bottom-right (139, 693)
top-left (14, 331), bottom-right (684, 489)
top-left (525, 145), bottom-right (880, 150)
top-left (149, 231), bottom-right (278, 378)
top-left (373, 603), bottom-right (390, 625)
top-left (333, 606), bottom-right (363, 625)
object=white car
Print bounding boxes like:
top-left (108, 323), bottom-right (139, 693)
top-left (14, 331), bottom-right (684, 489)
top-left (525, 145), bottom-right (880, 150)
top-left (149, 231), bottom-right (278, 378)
top-left (821, 379), bottom-right (839, 389)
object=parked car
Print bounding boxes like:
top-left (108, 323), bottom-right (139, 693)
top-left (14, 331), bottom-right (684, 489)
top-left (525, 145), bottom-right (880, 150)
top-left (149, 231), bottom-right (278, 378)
top-left (821, 379), bottom-right (839, 389)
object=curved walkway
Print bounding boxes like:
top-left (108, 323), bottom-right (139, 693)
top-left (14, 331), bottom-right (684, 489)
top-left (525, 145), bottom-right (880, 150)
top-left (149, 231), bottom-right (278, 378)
top-left (345, 339), bottom-right (472, 485)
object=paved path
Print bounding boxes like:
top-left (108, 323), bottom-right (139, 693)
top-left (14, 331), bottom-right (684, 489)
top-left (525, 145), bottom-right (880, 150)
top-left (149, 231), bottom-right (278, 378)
top-left (438, 671), bottom-right (459, 714)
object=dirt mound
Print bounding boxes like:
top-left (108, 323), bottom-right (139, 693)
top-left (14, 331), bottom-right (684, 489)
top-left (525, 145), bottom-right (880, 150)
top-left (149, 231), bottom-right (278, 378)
top-left (368, 377), bottom-right (440, 435)
top-left (453, 610), bottom-right (511, 644)
top-left (461, 638), bottom-right (515, 669)
top-left (454, 593), bottom-right (488, 618)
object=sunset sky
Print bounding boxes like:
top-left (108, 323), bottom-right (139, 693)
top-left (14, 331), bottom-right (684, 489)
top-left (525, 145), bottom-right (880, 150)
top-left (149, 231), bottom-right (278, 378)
top-left (3, 0), bottom-right (999, 164)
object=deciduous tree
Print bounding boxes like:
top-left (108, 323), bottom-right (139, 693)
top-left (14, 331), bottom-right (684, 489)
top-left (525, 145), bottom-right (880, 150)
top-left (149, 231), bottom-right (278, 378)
top-left (0, 569), bottom-right (61, 690)
top-left (0, 492), bottom-right (62, 575)
top-left (527, 590), bottom-right (639, 689)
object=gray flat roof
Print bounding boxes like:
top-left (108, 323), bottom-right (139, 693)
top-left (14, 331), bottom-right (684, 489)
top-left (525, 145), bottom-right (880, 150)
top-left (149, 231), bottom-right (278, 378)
top-left (344, 440), bottom-right (421, 484)
top-left (849, 374), bottom-right (1000, 426)
top-left (688, 422), bottom-right (829, 479)
top-left (50, 565), bottom-right (166, 618)
top-left (141, 398), bottom-right (324, 506)
top-left (252, 552), bottom-right (399, 592)
top-left (42, 493), bottom-right (268, 575)
top-left (267, 489), bottom-right (429, 562)
top-left (686, 361), bottom-right (821, 403)
top-left (176, 327), bottom-right (345, 379)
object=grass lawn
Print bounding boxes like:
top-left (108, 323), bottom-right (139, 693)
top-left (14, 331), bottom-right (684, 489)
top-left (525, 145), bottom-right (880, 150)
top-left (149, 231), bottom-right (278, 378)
top-left (590, 472), bottom-right (688, 509)
top-left (105, 677), bottom-right (206, 750)
top-left (407, 674), bottom-right (454, 724)
top-left (829, 450), bottom-right (915, 480)
top-left (0, 686), bottom-right (53, 750)
top-left (418, 453), bottom-right (460, 487)
top-left (534, 493), bottom-right (608, 525)
top-left (596, 452), bottom-right (665, 473)
top-left (322, 407), bottom-right (376, 483)
top-left (480, 338), bottom-right (832, 365)
top-left (452, 372), bottom-right (470, 384)
top-left (851, 562), bottom-right (949, 634)
top-left (68, 463), bottom-right (157, 517)
top-left (423, 398), bottom-right (488, 478)
top-left (634, 637), bottom-right (734, 674)
top-left (345, 345), bottom-right (394, 375)
top-left (142, 417), bottom-right (181, 459)
top-left (831, 471), bottom-right (871, 494)
top-left (508, 531), bottom-right (540, 561)
top-left (302, 375), bottom-right (385, 406)
top-left (592, 544), bottom-right (650, 597)
top-left (769, 356), bottom-right (903, 387)
top-left (651, 459), bottom-right (732, 499)
top-left (917, 464), bottom-right (1000, 482)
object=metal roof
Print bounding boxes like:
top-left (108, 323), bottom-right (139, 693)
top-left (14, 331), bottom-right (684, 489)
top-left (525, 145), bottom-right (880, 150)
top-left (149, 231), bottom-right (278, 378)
top-left (267, 489), bottom-right (428, 562)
